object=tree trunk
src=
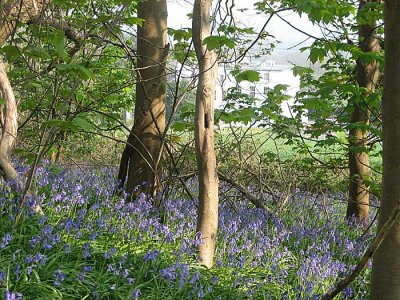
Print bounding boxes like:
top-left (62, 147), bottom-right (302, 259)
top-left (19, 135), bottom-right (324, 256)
top-left (0, 0), bottom-right (48, 192)
top-left (347, 0), bottom-right (380, 225)
top-left (0, 61), bottom-right (19, 184)
top-left (117, 131), bottom-right (134, 191)
top-left (121, 0), bottom-right (168, 201)
top-left (192, 0), bottom-right (219, 268)
top-left (0, 0), bottom-right (48, 44)
top-left (370, 1), bottom-right (400, 298)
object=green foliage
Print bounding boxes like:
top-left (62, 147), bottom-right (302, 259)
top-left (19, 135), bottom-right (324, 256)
top-left (231, 69), bottom-right (261, 83)
top-left (72, 117), bottom-right (93, 132)
top-left (55, 64), bottom-right (93, 81)
top-left (203, 36), bottom-right (236, 51)
top-left (169, 28), bottom-right (195, 62)
top-left (0, 45), bottom-right (21, 61)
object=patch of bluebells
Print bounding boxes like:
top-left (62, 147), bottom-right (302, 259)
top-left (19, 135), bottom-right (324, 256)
top-left (0, 163), bottom-right (374, 298)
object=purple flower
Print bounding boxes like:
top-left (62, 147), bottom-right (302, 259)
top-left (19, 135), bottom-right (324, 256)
top-left (211, 276), bottom-right (219, 285)
top-left (53, 269), bottom-right (66, 286)
top-left (82, 243), bottom-right (91, 258)
top-left (83, 265), bottom-right (92, 272)
top-left (4, 290), bottom-right (23, 300)
top-left (159, 266), bottom-right (177, 281)
top-left (132, 289), bottom-right (141, 300)
top-left (0, 271), bottom-right (6, 282)
top-left (34, 253), bottom-right (47, 265)
top-left (0, 233), bottom-right (13, 248)
top-left (190, 271), bottom-right (201, 284)
top-left (197, 285), bottom-right (205, 298)
top-left (143, 250), bottom-right (160, 263)
top-left (104, 247), bottom-right (116, 259)
top-left (29, 235), bottom-right (41, 247)
top-left (26, 266), bottom-right (33, 275)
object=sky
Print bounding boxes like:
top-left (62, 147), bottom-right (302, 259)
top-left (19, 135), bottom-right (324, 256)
top-left (167, 0), bottom-right (322, 51)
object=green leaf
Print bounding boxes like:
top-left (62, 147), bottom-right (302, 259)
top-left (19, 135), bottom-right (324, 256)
top-left (43, 119), bottom-right (79, 132)
top-left (72, 117), bottom-right (93, 132)
top-left (0, 97), bottom-right (5, 105)
top-left (27, 47), bottom-right (51, 60)
top-left (169, 28), bottom-right (192, 41)
top-left (232, 70), bottom-right (260, 83)
top-left (1, 45), bottom-right (21, 61)
top-left (292, 66), bottom-right (313, 77)
top-left (203, 36), bottom-right (235, 50)
top-left (124, 17), bottom-right (144, 26)
top-left (336, 131), bottom-right (348, 144)
top-left (309, 47), bottom-right (326, 64)
top-left (53, 30), bottom-right (65, 56)
top-left (171, 121), bottom-right (189, 132)
top-left (56, 64), bottom-right (93, 80)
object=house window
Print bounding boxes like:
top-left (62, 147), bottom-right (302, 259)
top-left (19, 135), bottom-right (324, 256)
top-left (264, 86), bottom-right (270, 94)
top-left (250, 86), bottom-right (256, 97)
top-left (220, 75), bottom-right (224, 82)
top-left (264, 72), bottom-right (270, 82)
top-left (265, 60), bottom-right (275, 67)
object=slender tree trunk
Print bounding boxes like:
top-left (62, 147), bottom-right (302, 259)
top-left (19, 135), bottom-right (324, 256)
top-left (370, 1), bottom-right (400, 298)
top-left (192, 0), bottom-right (219, 268)
top-left (120, 0), bottom-right (168, 201)
top-left (347, 0), bottom-right (380, 225)
top-left (0, 61), bottom-right (19, 183)
top-left (0, 1), bottom-right (48, 195)
top-left (117, 131), bottom-right (134, 191)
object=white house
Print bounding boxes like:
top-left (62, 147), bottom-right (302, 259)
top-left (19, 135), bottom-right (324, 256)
top-left (124, 56), bottom-right (307, 124)
top-left (215, 56), bottom-right (307, 124)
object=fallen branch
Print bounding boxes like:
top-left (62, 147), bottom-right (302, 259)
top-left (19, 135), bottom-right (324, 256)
top-left (322, 205), bottom-right (400, 300)
top-left (217, 171), bottom-right (276, 217)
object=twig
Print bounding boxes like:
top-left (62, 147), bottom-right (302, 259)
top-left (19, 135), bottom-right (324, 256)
top-left (217, 171), bottom-right (276, 217)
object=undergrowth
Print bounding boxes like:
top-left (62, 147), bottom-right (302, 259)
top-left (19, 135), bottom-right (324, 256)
top-left (0, 164), bottom-right (374, 299)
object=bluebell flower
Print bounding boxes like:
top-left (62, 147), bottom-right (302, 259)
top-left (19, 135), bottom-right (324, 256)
top-left (190, 271), bottom-right (201, 284)
top-left (4, 290), bottom-right (23, 300)
top-left (197, 285), bottom-right (205, 298)
top-left (143, 249), bottom-right (160, 263)
top-left (0, 271), bottom-right (6, 282)
top-left (104, 247), bottom-right (116, 259)
top-left (53, 269), bottom-right (66, 286)
top-left (82, 242), bottom-right (91, 258)
top-left (0, 233), bottom-right (13, 248)
top-left (132, 289), bottom-right (141, 300)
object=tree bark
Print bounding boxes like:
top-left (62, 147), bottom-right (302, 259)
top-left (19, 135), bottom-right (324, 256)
top-left (192, 0), bottom-right (219, 268)
top-left (347, 0), bottom-right (380, 225)
top-left (0, 0), bottom-right (48, 44)
top-left (370, 1), bottom-right (400, 298)
top-left (0, 0), bottom-right (48, 190)
top-left (0, 61), bottom-right (19, 183)
top-left (121, 0), bottom-right (168, 201)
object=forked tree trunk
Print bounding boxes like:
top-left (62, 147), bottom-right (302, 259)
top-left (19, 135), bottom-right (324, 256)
top-left (192, 0), bottom-right (219, 268)
top-left (0, 61), bottom-right (19, 184)
top-left (119, 0), bottom-right (168, 201)
top-left (347, 0), bottom-right (380, 225)
top-left (370, 1), bottom-right (400, 298)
